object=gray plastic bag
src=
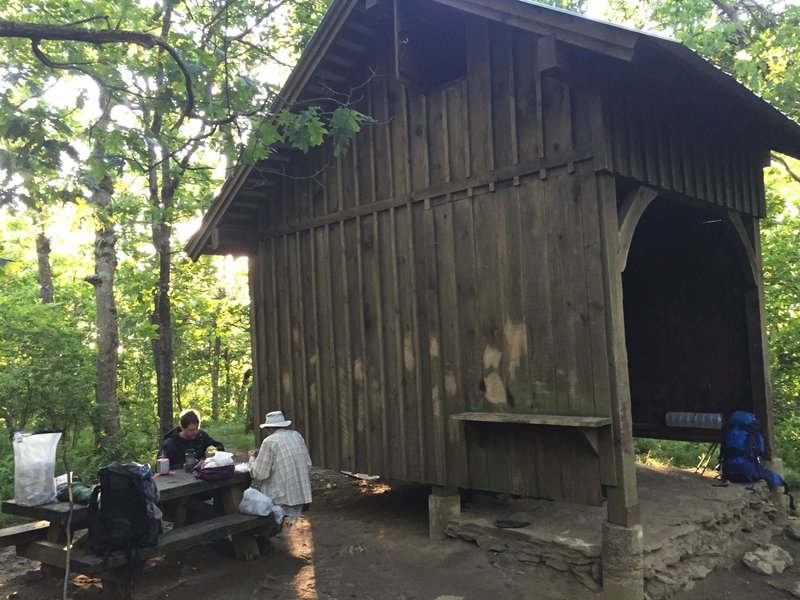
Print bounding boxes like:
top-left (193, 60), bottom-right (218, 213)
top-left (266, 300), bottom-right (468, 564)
top-left (13, 432), bottom-right (62, 506)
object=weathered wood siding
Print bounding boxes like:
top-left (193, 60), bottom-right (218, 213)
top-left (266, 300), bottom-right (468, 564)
top-left (600, 86), bottom-right (767, 217)
top-left (249, 18), bottom-right (611, 504)
top-left (247, 13), bottom-right (769, 503)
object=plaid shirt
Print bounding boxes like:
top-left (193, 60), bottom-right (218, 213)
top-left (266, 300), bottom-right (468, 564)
top-left (251, 429), bottom-right (312, 507)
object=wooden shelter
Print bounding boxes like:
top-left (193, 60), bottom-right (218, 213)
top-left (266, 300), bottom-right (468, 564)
top-left (188, 0), bottom-right (800, 594)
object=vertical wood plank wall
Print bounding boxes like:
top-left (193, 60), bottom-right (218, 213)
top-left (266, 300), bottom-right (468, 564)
top-left (604, 87), bottom-right (767, 217)
top-left (248, 16), bottom-right (768, 504)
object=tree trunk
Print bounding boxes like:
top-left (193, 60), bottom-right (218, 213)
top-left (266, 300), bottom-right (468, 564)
top-left (245, 385), bottom-right (254, 433)
top-left (211, 332), bottom-right (221, 421)
top-left (87, 175), bottom-right (120, 440)
top-left (236, 368), bottom-right (249, 414)
top-left (35, 230), bottom-right (54, 303)
top-left (152, 229), bottom-right (174, 439)
top-left (223, 347), bottom-right (231, 407)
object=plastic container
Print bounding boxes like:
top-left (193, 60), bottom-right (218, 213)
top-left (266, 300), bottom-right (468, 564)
top-left (184, 449), bottom-right (196, 473)
top-left (665, 412), bottom-right (724, 430)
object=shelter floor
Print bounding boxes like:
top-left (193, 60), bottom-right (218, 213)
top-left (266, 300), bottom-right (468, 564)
top-left (447, 464), bottom-right (781, 598)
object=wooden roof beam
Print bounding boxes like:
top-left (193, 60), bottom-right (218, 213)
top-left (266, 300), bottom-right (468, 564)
top-left (345, 20), bottom-right (379, 37)
top-left (315, 68), bottom-right (347, 83)
top-left (323, 52), bottom-right (357, 68)
top-left (334, 37), bottom-right (367, 53)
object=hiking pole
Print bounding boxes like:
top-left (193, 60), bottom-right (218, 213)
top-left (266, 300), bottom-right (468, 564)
top-left (62, 444), bottom-right (73, 600)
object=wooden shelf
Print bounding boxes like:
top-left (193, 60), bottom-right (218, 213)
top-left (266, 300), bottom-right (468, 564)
top-left (450, 412), bottom-right (613, 463)
top-left (450, 412), bottom-right (612, 428)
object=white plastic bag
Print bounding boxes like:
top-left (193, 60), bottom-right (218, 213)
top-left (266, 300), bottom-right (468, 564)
top-left (239, 487), bottom-right (274, 516)
top-left (13, 432), bottom-right (62, 506)
top-left (210, 451), bottom-right (234, 466)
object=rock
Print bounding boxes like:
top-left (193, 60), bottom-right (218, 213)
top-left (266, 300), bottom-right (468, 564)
top-left (514, 551), bottom-right (542, 564)
top-left (645, 578), bottom-right (669, 600)
top-left (476, 537), bottom-right (507, 553)
top-left (544, 558), bottom-right (568, 572)
top-left (742, 544), bottom-right (794, 575)
top-left (654, 573), bottom-right (678, 586)
top-left (571, 568), bottom-right (602, 592)
top-left (686, 563), bottom-right (711, 580)
top-left (785, 520), bottom-right (800, 541)
top-left (591, 561), bottom-right (601, 583)
top-left (767, 580), bottom-right (800, 598)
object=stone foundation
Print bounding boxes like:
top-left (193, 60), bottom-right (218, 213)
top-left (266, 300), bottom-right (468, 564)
top-left (444, 465), bottom-right (780, 598)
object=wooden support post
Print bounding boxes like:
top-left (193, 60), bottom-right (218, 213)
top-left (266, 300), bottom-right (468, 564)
top-left (41, 523), bottom-right (67, 578)
top-left (428, 486), bottom-right (460, 540)
top-left (600, 173), bottom-right (640, 528)
top-left (172, 499), bottom-right (188, 528)
top-left (221, 485), bottom-right (260, 561)
top-left (597, 173), bottom-right (644, 597)
top-left (728, 213), bottom-right (779, 460)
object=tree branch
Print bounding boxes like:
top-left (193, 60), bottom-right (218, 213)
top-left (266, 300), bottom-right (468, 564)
top-left (772, 153), bottom-right (800, 185)
top-left (0, 20), bottom-right (195, 117)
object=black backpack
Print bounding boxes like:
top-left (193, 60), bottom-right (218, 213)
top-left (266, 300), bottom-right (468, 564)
top-left (88, 462), bottom-right (162, 565)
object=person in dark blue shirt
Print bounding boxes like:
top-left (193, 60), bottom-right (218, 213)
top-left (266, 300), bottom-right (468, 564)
top-left (160, 409), bottom-right (224, 469)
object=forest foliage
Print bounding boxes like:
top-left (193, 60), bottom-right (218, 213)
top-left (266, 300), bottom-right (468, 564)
top-left (0, 0), bottom-right (799, 490)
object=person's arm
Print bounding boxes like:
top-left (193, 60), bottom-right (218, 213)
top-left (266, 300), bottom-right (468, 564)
top-left (202, 431), bottom-right (225, 452)
top-left (250, 439), bottom-right (275, 482)
top-left (194, 432), bottom-right (224, 458)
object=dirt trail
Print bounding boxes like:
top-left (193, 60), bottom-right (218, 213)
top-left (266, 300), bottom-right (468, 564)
top-left (0, 468), bottom-right (797, 599)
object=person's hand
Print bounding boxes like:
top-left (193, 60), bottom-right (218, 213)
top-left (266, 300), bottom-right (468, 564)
top-left (248, 449), bottom-right (259, 458)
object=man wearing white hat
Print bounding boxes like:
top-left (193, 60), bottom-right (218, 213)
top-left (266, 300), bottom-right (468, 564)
top-left (248, 410), bottom-right (312, 518)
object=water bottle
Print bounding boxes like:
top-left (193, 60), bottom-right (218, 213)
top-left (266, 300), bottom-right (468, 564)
top-left (696, 413), bottom-right (724, 430)
top-left (665, 412), bottom-right (694, 428)
top-left (665, 412), bottom-right (724, 430)
top-left (184, 449), bottom-right (196, 473)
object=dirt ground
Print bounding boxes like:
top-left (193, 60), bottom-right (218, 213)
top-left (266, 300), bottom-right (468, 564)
top-left (0, 467), bottom-right (798, 600)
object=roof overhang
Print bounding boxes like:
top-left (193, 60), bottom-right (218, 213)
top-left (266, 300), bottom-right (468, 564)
top-left (186, 0), bottom-right (800, 260)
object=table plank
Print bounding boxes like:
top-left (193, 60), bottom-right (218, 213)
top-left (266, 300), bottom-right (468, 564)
top-left (2, 500), bottom-right (87, 525)
top-left (156, 470), bottom-right (251, 501)
top-left (2, 470), bottom-right (251, 523)
top-left (0, 520), bottom-right (49, 547)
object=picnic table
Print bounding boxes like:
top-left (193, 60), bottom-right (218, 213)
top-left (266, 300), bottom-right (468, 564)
top-left (2, 470), bottom-right (276, 597)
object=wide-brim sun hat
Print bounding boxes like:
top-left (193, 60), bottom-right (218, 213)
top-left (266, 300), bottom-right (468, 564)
top-left (260, 410), bottom-right (292, 428)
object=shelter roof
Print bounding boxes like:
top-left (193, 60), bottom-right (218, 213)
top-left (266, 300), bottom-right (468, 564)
top-left (186, 0), bottom-right (800, 259)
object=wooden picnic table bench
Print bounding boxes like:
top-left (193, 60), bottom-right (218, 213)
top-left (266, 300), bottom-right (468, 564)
top-left (2, 470), bottom-right (276, 598)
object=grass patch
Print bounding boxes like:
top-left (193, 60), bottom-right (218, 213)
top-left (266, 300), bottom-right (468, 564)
top-left (634, 438), bottom-right (715, 470)
top-left (203, 420), bottom-right (255, 454)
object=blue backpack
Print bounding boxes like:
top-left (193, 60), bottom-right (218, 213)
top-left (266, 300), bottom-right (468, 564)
top-left (721, 411), bottom-right (794, 509)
